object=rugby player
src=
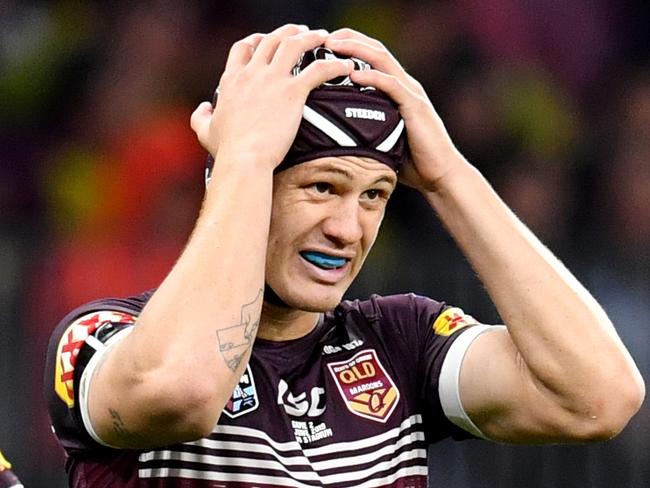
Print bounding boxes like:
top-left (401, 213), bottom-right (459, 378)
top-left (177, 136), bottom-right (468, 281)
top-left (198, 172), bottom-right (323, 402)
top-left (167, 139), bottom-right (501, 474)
top-left (45, 25), bottom-right (644, 487)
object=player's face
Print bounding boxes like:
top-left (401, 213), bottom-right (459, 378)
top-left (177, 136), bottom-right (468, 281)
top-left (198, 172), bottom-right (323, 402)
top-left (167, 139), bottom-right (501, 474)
top-left (266, 155), bottom-right (397, 311)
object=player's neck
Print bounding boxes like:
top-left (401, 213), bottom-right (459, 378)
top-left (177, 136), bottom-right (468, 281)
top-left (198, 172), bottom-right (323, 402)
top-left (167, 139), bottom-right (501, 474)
top-left (258, 302), bottom-right (320, 341)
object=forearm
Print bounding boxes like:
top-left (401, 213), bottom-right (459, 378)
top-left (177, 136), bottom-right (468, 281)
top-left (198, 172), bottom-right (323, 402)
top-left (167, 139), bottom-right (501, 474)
top-left (424, 154), bottom-right (643, 415)
top-left (96, 157), bottom-right (273, 445)
top-left (134, 157), bottom-right (271, 374)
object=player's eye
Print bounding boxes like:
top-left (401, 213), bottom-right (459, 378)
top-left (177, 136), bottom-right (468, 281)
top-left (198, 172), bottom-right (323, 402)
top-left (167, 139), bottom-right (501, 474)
top-left (363, 188), bottom-right (389, 202)
top-left (365, 189), bottom-right (381, 200)
top-left (311, 182), bottom-right (333, 194)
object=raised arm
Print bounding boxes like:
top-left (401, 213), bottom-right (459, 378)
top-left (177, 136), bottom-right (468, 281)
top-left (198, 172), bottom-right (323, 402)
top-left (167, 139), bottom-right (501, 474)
top-left (325, 29), bottom-right (645, 443)
top-left (83, 25), bottom-right (353, 449)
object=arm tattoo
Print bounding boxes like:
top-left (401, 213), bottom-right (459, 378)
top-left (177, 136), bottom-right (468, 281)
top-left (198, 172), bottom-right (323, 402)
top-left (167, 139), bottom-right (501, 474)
top-left (216, 289), bottom-right (263, 372)
top-left (108, 407), bottom-right (135, 439)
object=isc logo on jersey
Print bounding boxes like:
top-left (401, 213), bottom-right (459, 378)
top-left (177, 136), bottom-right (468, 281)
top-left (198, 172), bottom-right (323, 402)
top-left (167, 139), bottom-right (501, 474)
top-left (223, 365), bottom-right (259, 418)
top-left (432, 307), bottom-right (477, 336)
top-left (277, 379), bottom-right (326, 417)
top-left (54, 310), bottom-right (136, 407)
top-left (327, 349), bottom-right (399, 423)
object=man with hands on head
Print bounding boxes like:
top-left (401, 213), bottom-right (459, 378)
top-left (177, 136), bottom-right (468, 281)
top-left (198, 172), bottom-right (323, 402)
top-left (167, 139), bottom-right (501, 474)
top-left (45, 24), bottom-right (644, 487)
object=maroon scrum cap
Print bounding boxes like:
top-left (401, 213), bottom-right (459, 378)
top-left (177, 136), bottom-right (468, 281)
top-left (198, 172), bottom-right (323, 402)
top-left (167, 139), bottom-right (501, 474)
top-left (205, 47), bottom-right (408, 184)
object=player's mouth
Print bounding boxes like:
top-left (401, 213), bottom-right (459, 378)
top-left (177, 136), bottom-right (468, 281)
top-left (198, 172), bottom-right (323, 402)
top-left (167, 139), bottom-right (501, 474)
top-left (299, 251), bottom-right (350, 270)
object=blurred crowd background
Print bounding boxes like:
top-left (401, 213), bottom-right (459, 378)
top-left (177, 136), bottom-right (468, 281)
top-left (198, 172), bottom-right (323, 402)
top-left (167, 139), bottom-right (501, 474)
top-left (0, 1), bottom-right (648, 486)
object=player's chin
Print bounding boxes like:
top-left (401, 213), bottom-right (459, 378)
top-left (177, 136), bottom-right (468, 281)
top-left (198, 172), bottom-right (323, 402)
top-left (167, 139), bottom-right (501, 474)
top-left (281, 283), bottom-right (348, 312)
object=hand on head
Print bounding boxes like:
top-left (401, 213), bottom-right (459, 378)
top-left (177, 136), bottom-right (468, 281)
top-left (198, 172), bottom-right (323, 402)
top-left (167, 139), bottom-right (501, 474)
top-left (190, 25), bottom-right (354, 170)
top-left (324, 28), bottom-right (462, 193)
top-left (192, 24), bottom-right (461, 193)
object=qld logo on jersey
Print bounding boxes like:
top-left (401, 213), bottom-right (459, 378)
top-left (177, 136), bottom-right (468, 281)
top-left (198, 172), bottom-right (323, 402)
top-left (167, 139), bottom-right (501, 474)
top-left (327, 349), bottom-right (400, 423)
top-left (223, 365), bottom-right (259, 419)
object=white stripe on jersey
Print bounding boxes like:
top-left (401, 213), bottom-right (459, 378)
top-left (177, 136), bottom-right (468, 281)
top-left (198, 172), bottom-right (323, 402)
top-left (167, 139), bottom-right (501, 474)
top-left (314, 464), bottom-right (428, 488)
top-left (183, 414), bottom-right (422, 457)
top-left (138, 414), bottom-right (426, 485)
top-left (141, 414), bottom-right (422, 463)
top-left (139, 445), bottom-right (426, 484)
top-left (304, 414), bottom-right (422, 457)
top-left (146, 439), bottom-right (309, 466)
top-left (161, 428), bottom-right (424, 472)
top-left (139, 465), bottom-right (428, 488)
top-left (313, 431), bottom-right (425, 472)
top-left (141, 450), bottom-right (321, 482)
top-left (139, 467), bottom-right (317, 488)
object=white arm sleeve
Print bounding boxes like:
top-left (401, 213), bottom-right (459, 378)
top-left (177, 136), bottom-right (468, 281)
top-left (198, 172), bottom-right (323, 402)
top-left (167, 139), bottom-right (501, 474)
top-left (438, 325), bottom-right (507, 439)
top-left (78, 327), bottom-right (134, 448)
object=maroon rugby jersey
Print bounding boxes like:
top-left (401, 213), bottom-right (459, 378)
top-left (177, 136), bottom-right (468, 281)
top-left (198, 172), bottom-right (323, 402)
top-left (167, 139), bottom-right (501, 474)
top-left (45, 291), bottom-right (484, 487)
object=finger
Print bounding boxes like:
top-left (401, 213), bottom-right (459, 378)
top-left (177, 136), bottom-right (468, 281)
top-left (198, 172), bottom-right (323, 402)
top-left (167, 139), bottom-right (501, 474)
top-left (351, 68), bottom-right (425, 101)
top-left (190, 101), bottom-right (213, 136)
top-left (270, 29), bottom-right (329, 73)
top-left (349, 69), bottom-right (412, 106)
top-left (223, 33), bottom-right (265, 73)
top-left (328, 28), bottom-right (384, 49)
top-left (297, 58), bottom-right (354, 92)
top-left (252, 24), bottom-right (309, 64)
top-left (325, 37), bottom-right (402, 78)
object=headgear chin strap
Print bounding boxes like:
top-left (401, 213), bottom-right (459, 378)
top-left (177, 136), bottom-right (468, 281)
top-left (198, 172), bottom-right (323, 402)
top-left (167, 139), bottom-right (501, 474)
top-left (205, 47), bottom-right (408, 185)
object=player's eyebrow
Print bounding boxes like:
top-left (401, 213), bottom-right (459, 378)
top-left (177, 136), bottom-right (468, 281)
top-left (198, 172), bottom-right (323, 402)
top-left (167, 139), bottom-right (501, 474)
top-left (308, 163), bottom-right (396, 187)
top-left (372, 174), bottom-right (397, 187)
top-left (310, 163), bottom-right (353, 179)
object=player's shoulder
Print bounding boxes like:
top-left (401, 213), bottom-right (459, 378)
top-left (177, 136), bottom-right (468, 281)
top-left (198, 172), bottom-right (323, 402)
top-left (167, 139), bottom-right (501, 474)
top-left (46, 289), bottom-right (154, 361)
top-left (44, 289), bottom-right (155, 453)
top-left (46, 290), bottom-right (154, 412)
top-left (334, 293), bottom-right (447, 342)
top-left (47, 288), bottom-right (155, 359)
top-left (338, 292), bottom-right (445, 321)
top-left (55, 289), bottom-right (154, 330)
top-left (53, 287), bottom-right (151, 332)
top-left (337, 293), bottom-right (480, 339)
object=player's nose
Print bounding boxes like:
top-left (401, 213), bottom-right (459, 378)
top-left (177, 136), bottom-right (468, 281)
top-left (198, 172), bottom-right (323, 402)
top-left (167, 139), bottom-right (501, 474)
top-left (322, 198), bottom-right (363, 246)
